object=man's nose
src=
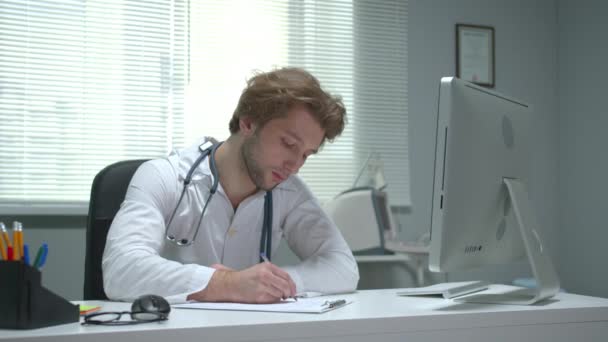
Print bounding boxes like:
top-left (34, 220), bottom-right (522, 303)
top-left (284, 154), bottom-right (304, 174)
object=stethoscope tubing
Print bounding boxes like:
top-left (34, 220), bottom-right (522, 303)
top-left (164, 142), bottom-right (273, 260)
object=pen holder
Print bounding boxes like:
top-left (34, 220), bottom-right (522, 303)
top-left (0, 261), bottom-right (79, 329)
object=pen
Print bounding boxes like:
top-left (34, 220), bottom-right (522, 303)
top-left (36, 243), bottom-right (48, 268)
top-left (23, 244), bottom-right (30, 266)
top-left (7, 246), bottom-right (14, 261)
top-left (323, 299), bottom-right (346, 309)
top-left (33, 243), bottom-right (47, 268)
top-left (260, 252), bottom-right (297, 301)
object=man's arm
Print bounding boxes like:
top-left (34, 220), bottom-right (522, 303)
top-left (281, 197), bottom-right (360, 294)
top-left (103, 159), bottom-right (296, 303)
top-left (186, 262), bottom-right (297, 303)
top-left (102, 160), bottom-right (215, 303)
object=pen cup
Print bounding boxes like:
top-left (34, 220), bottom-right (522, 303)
top-left (0, 261), bottom-right (79, 329)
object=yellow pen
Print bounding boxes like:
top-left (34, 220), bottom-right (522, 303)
top-left (13, 221), bottom-right (22, 260)
top-left (0, 222), bottom-right (7, 260)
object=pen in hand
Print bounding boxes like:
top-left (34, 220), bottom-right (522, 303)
top-left (260, 252), bottom-right (297, 301)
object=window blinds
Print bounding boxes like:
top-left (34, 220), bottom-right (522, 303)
top-left (0, 0), bottom-right (409, 215)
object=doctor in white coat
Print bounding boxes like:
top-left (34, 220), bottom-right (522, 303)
top-left (102, 67), bottom-right (359, 304)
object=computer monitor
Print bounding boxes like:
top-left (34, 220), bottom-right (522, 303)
top-left (428, 77), bottom-right (560, 305)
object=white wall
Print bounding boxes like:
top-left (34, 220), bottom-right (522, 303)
top-left (557, 0), bottom-right (608, 298)
top-left (405, 0), bottom-right (559, 283)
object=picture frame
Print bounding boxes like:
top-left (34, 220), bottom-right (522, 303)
top-left (456, 24), bottom-right (495, 87)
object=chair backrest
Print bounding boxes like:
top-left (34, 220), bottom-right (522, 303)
top-left (83, 159), bottom-right (149, 300)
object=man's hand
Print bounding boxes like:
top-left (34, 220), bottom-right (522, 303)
top-left (210, 263), bottom-right (234, 271)
top-left (187, 262), bottom-right (297, 304)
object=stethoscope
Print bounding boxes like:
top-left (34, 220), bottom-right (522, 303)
top-left (165, 141), bottom-right (273, 262)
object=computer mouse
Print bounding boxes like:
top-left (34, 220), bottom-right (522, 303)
top-left (131, 294), bottom-right (171, 320)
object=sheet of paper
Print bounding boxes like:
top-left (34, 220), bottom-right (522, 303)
top-left (173, 297), bottom-right (350, 314)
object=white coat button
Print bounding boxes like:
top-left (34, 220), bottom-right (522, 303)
top-left (227, 227), bottom-right (237, 237)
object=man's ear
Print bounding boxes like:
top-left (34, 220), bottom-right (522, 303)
top-left (239, 117), bottom-right (257, 136)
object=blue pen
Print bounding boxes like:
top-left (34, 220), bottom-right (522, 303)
top-left (35, 243), bottom-right (48, 269)
top-left (260, 252), bottom-right (297, 301)
top-left (23, 244), bottom-right (30, 265)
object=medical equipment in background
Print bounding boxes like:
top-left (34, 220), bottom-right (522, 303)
top-left (324, 187), bottom-right (394, 255)
top-left (327, 151), bottom-right (404, 244)
top-left (352, 152), bottom-right (387, 191)
top-left (323, 153), bottom-right (430, 286)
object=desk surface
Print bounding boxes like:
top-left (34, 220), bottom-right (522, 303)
top-left (3, 286), bottom-right (608, 342)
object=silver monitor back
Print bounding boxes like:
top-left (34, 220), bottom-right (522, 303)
top-left (429, 77), bottom-right (530, 272)
top-left (428, 77), bottom-right (559, 305)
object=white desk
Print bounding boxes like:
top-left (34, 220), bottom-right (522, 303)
top-left (2, 286), bottom-right (608, 342)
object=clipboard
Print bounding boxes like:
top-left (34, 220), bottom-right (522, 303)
top-left (173, 298), bottom-right (350, 314)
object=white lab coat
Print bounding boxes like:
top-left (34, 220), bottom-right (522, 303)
top-left (102, 138), bottom-right (359, 303)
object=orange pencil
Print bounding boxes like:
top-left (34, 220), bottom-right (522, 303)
top-left (12, 222), bottom-right (21, 260)
top-left (0, 222), bottom-right (9, 260)
top-left (0, 222), bottom-right (10, 250)
top-left (0, 228), bottom-right (5, 260)
top-left (16, 222), bottom-right (24, 259)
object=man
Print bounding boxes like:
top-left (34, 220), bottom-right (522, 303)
top-left (103, 67), bottom-right (359, 304)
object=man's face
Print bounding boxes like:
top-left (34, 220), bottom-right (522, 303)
top-left (240, 104), bottom-right (325, 190)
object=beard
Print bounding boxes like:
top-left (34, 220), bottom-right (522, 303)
top-left (241, 133), bottom-right (274, 191)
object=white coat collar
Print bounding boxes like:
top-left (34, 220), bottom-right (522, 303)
top-left (171, 137), bottom-right (297, 192)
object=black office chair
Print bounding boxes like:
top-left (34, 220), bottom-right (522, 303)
top-left (83, 159), bottom-right (149, 300)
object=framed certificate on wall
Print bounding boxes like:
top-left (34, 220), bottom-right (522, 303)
top-left (456, 24), bottom-right (495, 87)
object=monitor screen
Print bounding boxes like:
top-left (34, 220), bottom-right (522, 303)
top-left (428, 77), bottom-right (559, 304)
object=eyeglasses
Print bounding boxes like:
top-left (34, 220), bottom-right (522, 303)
top-left (83, 311), bottom-right (168, 326)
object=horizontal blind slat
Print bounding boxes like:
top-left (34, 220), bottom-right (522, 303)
top-left (0, 0), bottom-right (410, 211)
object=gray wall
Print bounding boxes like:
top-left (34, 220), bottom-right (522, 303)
top-left (557, 0), bottom-right (608, 298)
top-left (406, 0), bottom-right (559, 284)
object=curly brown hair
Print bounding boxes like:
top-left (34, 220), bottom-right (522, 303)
top-left (229, 67), bottom-right (346, 143)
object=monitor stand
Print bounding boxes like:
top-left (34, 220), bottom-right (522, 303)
top-left (455, 178), bottom-right (561, 305)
